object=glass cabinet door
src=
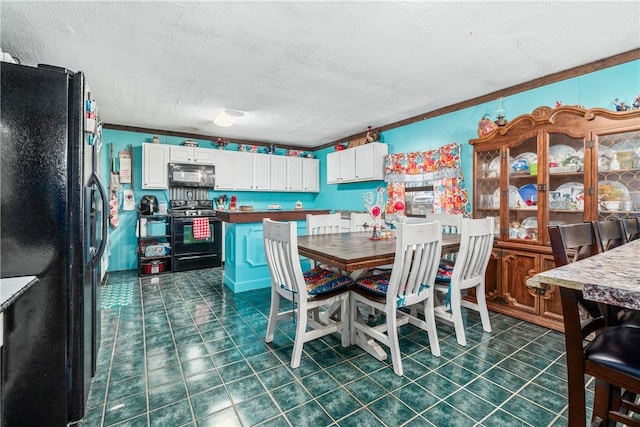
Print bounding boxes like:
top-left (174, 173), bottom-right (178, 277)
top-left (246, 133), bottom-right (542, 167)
top-left (546, 133), bottom-right (586, 242)
top-left (475, 149), bottom-right (501, 236)
top-left (596, 130), bottom-right (640, 221)
top-left (506, 136), bottom-right (539, 242)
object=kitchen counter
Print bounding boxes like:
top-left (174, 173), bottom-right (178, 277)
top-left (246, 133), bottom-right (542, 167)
top-left (0, 275), bottom-right (39, 312)
top-left (218, 210), bottom-right (328, 292)
top-left (215, 209), bottom-right (330, 224)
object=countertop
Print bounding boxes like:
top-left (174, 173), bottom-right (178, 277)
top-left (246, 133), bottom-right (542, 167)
top-left (0, 275), bottom-right (39, 312)
top-left (215, 209), bottom-right (331, 224)
top-left (527, 239), bottom-right (640, 310)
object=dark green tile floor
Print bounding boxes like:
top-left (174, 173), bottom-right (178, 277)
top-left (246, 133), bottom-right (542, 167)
top-left (80, 267), bottom-right (590, 427)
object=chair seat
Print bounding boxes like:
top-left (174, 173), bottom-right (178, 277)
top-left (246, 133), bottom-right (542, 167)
top-left (584, 326), bottom-right (640, 378)
top-left (436, 260), bottom-right (454, 282)
top-left (354, 272), bottom-right (390, 296)
top-left (303, 267), bottom-right (353, 296)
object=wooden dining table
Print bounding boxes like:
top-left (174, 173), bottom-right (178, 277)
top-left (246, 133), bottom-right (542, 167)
top-left (298, 230), bottom-right (462, 276)
top-left (298, 230), bottom-right (462, 362)
top-left (527, 239), bottom-right (640, 426)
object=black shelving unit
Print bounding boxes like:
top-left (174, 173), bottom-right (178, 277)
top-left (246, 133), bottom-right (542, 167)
top-left (137, 212), bottom-right (172, 276)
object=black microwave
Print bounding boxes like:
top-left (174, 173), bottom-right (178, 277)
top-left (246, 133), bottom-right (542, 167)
top-left (169, 163), bottom-right (215, 188)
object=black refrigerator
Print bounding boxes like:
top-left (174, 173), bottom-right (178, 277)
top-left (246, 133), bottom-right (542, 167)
top-left (0, 61), bottom-right (108, 425)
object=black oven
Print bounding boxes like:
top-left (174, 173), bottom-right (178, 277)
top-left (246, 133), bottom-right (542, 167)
top-left (172, 215), bottom-right (222, 272)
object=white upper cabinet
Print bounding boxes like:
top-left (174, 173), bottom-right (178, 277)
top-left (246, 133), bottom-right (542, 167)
top-left (327, 142), bottom-right (388, 184)
top-left (169, 146), bottom-right (215, 164)
top-left (270, 155), bottom-right (288, 191)
top-left (287, 157), bottom-right (304, 191)
top-left (234, 152), bottom-right (254, 190)
top-left (253, 153), bottom-right (271, 191)
top-left (214, 150), bottom-right (235, 190)
top-left (142, 143), bottom-right (170, 189)
top-left (303, 158), bottom-right (320, 192)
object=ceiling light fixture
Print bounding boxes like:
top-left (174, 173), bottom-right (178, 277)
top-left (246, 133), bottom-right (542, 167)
top-left (214, 109), bottom-right (245, 127)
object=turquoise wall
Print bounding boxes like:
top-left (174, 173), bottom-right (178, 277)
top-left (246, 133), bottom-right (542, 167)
top-left (105, 60), bottom-right (639, 272)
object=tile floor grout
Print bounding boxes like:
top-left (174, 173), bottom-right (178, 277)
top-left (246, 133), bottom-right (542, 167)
top-left (80, 268), bottom-right (581, 427)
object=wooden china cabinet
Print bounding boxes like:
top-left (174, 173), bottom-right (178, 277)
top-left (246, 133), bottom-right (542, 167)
top-left (469, 105), bottom-right (640, 331)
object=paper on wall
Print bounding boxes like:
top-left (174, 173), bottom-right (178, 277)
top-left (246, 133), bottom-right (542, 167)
top-left (119, 150), bottom-right (131, 183)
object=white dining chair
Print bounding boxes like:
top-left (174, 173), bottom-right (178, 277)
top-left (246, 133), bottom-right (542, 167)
top-left (349, 212), bottom-right (375, 232)
top-left (425, 213), bottom-right (463, 234)
top-left (263, 219), bottom-right (353, 368)
top-left (306, 213), bottom-right (342, 270)
top-left (432, 217), bottom-right (494, 346)
top-left (306, 213), bottom-right (342, 236)
top-left (350, 221), bottom-right (442, 376)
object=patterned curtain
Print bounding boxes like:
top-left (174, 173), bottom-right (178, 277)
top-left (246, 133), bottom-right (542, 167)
top-left (385, 142), bottom-right (471, 222)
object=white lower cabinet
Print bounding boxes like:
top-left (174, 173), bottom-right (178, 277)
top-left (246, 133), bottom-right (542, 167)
top-left (142, 143), bottom-right (170, 189)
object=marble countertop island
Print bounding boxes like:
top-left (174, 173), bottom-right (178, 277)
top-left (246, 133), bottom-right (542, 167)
top-left (527, 239), bottom-right (640, 310)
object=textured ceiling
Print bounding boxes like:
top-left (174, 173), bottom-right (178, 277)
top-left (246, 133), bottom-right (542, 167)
top-left (1, 1), bottom-right (639, 148)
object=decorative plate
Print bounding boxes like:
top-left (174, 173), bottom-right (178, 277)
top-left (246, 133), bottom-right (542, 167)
top-left (514, 152), bottom-right (537, 165)
top-left (548, 144), bottom-right (577, 164)
top-left (518, 183), bottom-right (538, 203)
top-left (493, 185), bottom-right (524, 209)
top-left (555, 182), bottom-right (584, 201)
top-left (488, 156), bottom-right (514, 171)
top-left (598, 180), bottom-right (629, 202)
top-left (521, 217), bottom-right (538, 229)
top-left (596, 145), bottom-right (615, 171)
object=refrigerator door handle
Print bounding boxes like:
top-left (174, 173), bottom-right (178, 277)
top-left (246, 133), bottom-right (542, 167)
top-left (89, 171), bottom-right (109, 266)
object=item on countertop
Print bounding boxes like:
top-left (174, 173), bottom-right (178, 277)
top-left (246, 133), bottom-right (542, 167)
top-left (268, 204), bottom-right (282, 210)
top-left (229, 195), bottom-right (237, 211)
top-left (182, 139), bottom-right (198, 147)
top-left (294, 200), bottom-right (303, 210)
top-left (216, 194), bottom-right (228, 210)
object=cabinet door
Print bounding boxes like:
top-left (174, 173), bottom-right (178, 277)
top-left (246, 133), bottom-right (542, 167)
top-left (170, 146), bottom-right (192, 163)
top-left (596, 130), bottom-right (640, 221)
top-left (538, 254), bottom-right (563, 322)
top-left (500, 249), bottom-right (538, 314)
top-left (339, 150), bottom-right (357, 182)
top-left (142, 143), bottom-right (170, 189)
top-left (287, 157), bottom-right (304, 191)
top-left (193, 148), bottom-right (215, 164)
top-left (303, 158), bottom-right (319, 192)
top-left (234, 152), bottom-right (254, 190)
top-left (327, 152), bottom-right (341, 183)
top-left (270, 155), bottom-right (288, 191)
top-left (355, 144), bottom-right (375, 180)
top-left (253, 154), bottom-right (271, 191)
top-left (214, 150), bottom-right (235, 190)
